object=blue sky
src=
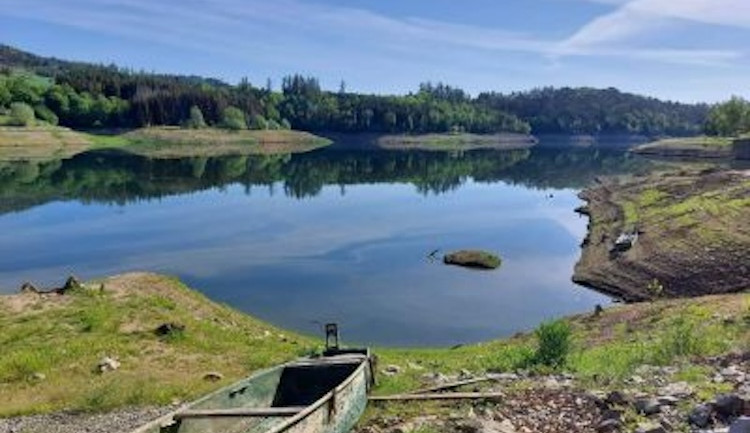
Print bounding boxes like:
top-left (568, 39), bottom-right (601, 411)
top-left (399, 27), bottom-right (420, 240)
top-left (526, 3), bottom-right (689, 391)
top-left (1, 0), bottom-right (748, 102)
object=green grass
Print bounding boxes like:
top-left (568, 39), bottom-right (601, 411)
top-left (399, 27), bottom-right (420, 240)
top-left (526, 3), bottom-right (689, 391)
top-left (3, 273), bottom-right (750, 417)
top-left (0, 273), bottom-right (312, 416)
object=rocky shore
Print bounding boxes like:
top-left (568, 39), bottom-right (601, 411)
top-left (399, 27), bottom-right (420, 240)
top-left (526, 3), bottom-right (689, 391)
top-left (359, 352), bottom-right (750, 433)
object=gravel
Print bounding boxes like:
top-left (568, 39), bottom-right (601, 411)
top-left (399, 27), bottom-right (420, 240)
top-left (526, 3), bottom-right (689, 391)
top-left (0, 406), bottom-right (174, 433)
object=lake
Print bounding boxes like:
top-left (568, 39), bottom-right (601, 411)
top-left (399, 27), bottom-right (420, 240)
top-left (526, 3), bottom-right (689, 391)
top-left (0, 143), bottom-right (654, 346)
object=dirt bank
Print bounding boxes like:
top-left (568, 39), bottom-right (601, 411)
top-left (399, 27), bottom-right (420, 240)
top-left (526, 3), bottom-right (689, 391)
top-left (573, 168), bottom-right (750, 301)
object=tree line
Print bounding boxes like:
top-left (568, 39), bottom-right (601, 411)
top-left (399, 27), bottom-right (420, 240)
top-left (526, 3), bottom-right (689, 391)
top-left (0, 44), bottom-right (725, 136)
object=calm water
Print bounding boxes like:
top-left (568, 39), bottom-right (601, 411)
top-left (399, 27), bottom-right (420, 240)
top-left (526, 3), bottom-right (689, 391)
top-left (0, 144), bottom-right (652, 346)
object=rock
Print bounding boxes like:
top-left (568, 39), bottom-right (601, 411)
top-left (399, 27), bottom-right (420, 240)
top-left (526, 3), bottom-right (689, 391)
top-left (715, 394), bottom-right (745, 418)
top-left (634, 422), bottom-right (666, 433)
top-left (443, 250), bottom-right (501, 270)
top-left (656, 395), bottom-right (680, 406)
top-left (29, 372), bottom-right (46, 381)
top-left (97, 356), bottom-right (120, 373)
top-left (605, 390), bottom-right (630, 407)
top-left (489, 372), bottom-right (519, 381)
top-left (459, 369), bottom-right (473, 380)
top-left (601, 409), bottom-right (623, 422)
top-left (730, 416), bottom-right (750, 433)
top-left (407, 362), bottom-right (424, 371)
top-left (722, 366), bottom-right (746, 383)
top-left (634, 397), bottom-right (661, 415)
top-left (154, 322), bottom-right (185, 337)
top-left (596, 418), bottom-right (621, 432)
top-left (658, 381), bottom-right (694, 398)
top-left (203, 371), bottom-right (224, 382)
top-left (383, 365), bottom-right (402, 376)
top-left (688, 403), bottom-right (714, 428)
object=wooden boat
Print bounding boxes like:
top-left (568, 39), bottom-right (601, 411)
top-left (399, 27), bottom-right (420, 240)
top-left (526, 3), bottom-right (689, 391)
top-left (132, 325), bottom-right (373, 433)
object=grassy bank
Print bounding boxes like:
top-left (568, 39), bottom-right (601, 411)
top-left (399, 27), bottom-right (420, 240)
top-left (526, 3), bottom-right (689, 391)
top-left (574, 168), bottom-right (750, 300)
top-left (631, 136), bottom-right (735, 159)
top-left (0, 273), bottom-right (311, 416)
top-left (0, 125), bottom-right (331, 161)
top-left (3, 273), bottom-right (750, 419)
top-left (375, 133), bottom-right (536, 151)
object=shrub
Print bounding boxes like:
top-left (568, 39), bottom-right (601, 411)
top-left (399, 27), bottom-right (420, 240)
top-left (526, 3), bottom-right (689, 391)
top-left (34, 105), bottom-right (59, 125)
top-left (533, 319), bottom-right (572, 368)
top-left (8, 102), bottom-right (35, 126)
top-left (220, 106), bottom-right (247, 130)
top-left (184, 105), bottom-right (206, 129)
top-left (249, 114), bottom-right (268, 130)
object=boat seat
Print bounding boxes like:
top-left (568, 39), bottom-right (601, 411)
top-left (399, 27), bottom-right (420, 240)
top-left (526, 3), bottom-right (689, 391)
top-left (173, 406), bottom-right (306, 419)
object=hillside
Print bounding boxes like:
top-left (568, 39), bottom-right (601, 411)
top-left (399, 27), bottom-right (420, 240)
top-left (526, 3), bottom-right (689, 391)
top-left (0, 44), bottom-right (710, 137)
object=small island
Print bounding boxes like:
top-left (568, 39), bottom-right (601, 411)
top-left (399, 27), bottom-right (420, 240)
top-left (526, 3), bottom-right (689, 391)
top-left (443, 249), bottom-right (502, 270)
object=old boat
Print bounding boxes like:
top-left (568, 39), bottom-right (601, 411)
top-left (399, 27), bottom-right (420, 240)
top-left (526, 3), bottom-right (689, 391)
top-left (132, 325), bottom-right (374, 433)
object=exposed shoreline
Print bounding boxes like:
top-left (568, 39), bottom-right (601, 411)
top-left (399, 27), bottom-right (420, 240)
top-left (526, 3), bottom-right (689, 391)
top-left (573, 168), bottom-right (750, 301)
top-left (631, 136), bottom-right (750, 160)
top-left (0, 126), bottom-right (331, 161)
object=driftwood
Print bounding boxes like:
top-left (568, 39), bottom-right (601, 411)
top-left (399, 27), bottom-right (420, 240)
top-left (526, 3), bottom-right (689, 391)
top-left (17, 276), bottom-right (83, 295)
top-left (369, 392), bottom-right (504, 402)
top-left (410, 376), bottom-right (500, 394)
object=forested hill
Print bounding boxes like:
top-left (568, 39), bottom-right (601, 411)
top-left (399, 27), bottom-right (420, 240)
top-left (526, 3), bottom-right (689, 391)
top-left (0, 44), bottom-right (709, 135)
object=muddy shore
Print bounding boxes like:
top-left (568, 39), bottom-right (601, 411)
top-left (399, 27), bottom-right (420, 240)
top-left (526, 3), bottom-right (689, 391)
top-left (573, 168), bottom-right (750, 301)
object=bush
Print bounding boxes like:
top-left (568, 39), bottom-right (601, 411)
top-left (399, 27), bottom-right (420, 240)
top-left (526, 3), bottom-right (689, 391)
top-left (220, 106), bottom-right (247, 130)
top-left (533, 320), bottom-right (572, 368)
top-left (8, 102), bottom-right (35, 126)
top-left (249, 114), bottom-right (268, 130)
top-left (184, 105), bottom-right (206, 129)
top-left (34, 105), bottom-right (59, 126)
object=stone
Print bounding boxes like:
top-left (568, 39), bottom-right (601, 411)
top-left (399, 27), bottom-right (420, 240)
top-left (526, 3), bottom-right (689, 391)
top-left (595, 418), bottom-right (621, 432)
top-left (634, 397), bottom-right (661, 415)
top-left (97, 356), bottom-right (120, 373)
top-left (154, 322), bottom-right (185, 337)
top-left (634, 422), bottom-right (665, 433)
top-left (656, 395), bottom-right (680, 406)
top-left (30, 372), bottom-right (46, 381)
top-left (658, 381), bottom-right (694, 398)
top-left (688, 403), bottom-right (714, 428)
top-left (605, 390), bottom-right (630, 407)
top-left (601, 409), bottom-right (622, 421)
top-left (203, 371), bottom-right (224, 382)
top-left (383, 365), bottom-right (402, 376)
top-left (459, 369), bottom-right (473, 380)
top-left (715, 394), bottom-right (745, 418)
top-left (730, 416), bottom-right (750, 433)
top-left (490, 372), bottom-right (520, 381)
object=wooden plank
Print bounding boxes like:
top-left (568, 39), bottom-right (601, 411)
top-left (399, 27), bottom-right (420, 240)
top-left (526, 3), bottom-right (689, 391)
top-left (174, 407), bottom-right (306, 419)
top-left (369, 392), bottom-right (504, 402)
top-left (411, 376), bottom-right (499, 394)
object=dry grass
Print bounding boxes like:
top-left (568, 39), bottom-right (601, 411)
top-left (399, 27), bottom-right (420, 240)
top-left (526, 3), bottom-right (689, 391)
top-left (0, 126), bottom-right (92, 161)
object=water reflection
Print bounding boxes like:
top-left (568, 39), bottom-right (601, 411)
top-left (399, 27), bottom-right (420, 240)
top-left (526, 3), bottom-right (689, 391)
top-left (0, 146), bottom-right (655, 346)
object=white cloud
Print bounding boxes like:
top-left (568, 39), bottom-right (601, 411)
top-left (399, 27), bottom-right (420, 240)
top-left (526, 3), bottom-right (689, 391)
top-left (0, 0), bottom-right (745, 72)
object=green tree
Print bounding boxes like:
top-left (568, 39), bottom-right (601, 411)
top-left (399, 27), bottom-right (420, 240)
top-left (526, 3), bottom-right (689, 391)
top-left (220, 106), bottom-right (247, 130)
top-left (184, 105), bottom-right (207, 129)
top-left (706, 96), bottom-right (750, 136)
top-left (8, 102), bottom-right (35, 126)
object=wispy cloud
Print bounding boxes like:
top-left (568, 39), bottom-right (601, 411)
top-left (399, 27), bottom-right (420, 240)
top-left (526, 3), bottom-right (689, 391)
top-left (1, 0), bottom-right (743, 69)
